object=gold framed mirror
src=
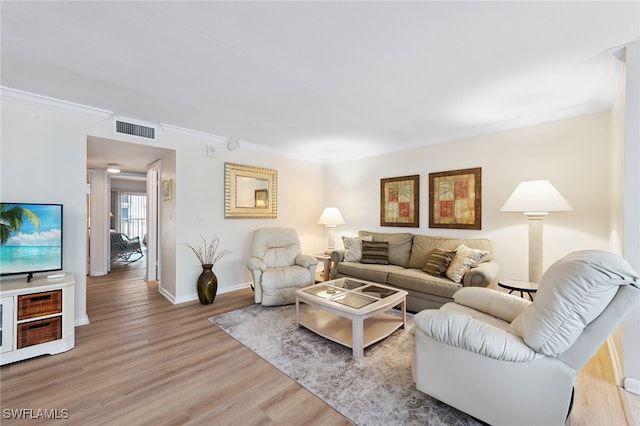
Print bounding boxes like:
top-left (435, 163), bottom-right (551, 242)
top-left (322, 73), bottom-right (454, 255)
top-left (224, 162), bottom-right (277, 219)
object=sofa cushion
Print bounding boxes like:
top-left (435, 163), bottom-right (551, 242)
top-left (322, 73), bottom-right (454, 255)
top-left (388, 268), bottom-right (462, 299)
top-left (359, 231), bottom-right (413, 267)
top-left (342, 235), bottom-right (373, 262)
top-left (422, 248), bottom-right (456, 276)
top-left (445, 244), bottom-right (488, 283)
top-left (336, 262), bottom-right (404, 283)
top-left (408, 235), bottom-right (493, 269)
top-left (509, 250), bottom-right (639, 356)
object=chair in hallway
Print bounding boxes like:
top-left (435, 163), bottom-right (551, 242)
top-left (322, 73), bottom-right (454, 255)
top-left (110, 232), bottom-right (144, 263)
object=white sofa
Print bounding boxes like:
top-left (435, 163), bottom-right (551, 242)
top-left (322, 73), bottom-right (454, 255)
top-left (412, 250), bottom-right (640, 426)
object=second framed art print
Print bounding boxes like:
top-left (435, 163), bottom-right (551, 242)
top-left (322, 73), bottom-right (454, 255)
top-left (429, 168), bottom-right (481, 230)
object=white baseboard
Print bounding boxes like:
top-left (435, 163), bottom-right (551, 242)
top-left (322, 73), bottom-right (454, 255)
top-left (74, 314), bottom-right (90, 327)
top-left (606, 336), bottom-right (640, 395)
top-left (606, 337), bottom-right (624, 387)
top-left (158, 285), bottom-right (178, 304)
top-left (219, 282), bottom-right (253, 294)
top-left (624, 377), bottom-right (640, 395)
top-left (160, 282), bottom-right (252, 305)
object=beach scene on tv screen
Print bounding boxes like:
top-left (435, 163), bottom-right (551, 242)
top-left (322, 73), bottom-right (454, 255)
top-left (0, 203), bottom-right (62, 274)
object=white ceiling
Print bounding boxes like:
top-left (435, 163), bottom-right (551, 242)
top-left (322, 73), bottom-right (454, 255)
top-left (2, 1), bottom-right (639, 168)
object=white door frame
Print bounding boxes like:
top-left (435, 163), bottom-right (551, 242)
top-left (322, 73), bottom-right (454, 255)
top-left (146, 160), bottom-right (161, 282)
top-left (88, 169), bottom-right (110, 276)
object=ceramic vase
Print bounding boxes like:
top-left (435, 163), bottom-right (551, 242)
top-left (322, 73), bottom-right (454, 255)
top-left (197, 264), bottom-right (218, 305)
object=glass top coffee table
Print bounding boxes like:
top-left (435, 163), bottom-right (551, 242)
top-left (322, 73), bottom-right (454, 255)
top-left (295, 278), bottom-right (407, 358)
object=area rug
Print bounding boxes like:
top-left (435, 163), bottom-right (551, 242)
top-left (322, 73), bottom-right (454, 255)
top-left (209, 304), bottom-right (481, 426)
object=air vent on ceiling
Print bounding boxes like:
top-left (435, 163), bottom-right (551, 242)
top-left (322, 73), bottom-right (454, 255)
top-left (115, 119), bottom-right (156, 140)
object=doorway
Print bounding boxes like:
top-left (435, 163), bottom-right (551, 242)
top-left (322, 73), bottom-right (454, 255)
top-left (86, 136), bottom-right (174, 285)
top-left (109, 173), bottom-right (148, 273)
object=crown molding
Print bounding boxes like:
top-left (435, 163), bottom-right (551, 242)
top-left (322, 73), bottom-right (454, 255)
top-left (0, 86), bottom-right (113, 119)
top-left (158, 123), bottom-right (228, 143)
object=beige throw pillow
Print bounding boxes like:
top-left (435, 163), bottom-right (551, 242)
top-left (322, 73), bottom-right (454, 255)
top-left (342, 235), bottom-right (373, 262)
top-left (446, 244), bottom-right (488, 283)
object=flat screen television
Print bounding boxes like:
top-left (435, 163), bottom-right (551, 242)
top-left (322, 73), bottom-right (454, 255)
top-left (0, 203), bottom-right (63, 282)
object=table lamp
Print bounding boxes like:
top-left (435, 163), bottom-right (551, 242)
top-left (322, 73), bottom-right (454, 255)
top-left (500, 180), bottom-right (572, 283)
top-left (317, 207), bottom-right (345, 254)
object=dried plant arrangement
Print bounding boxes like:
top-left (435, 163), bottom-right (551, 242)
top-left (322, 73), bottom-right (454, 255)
top-left (182, 235), bottom-right (231, 266)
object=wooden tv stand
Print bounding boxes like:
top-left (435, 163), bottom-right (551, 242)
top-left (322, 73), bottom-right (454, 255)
top-left (0, 273), bottom-right (75, 365)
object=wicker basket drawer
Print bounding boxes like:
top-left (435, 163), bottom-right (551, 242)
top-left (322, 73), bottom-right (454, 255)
top-left (17, 290), bottom-right (62, 321)
top-left (17, 316), bottom-right (62, 349)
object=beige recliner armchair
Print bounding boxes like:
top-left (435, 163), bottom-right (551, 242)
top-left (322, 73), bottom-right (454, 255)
top-left (247, 227), bottom-right (318, 306)
top-left (412, 250), bottom-right (640, 426)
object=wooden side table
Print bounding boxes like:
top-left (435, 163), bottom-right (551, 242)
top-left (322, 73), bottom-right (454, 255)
top-left (312, 253), bottom-right (332, 282)
top-left (498, 279), bottom-right (538, 301)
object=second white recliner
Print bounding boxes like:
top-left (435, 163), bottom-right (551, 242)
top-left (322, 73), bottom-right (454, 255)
top-left (412, 250), bottom-right (640, 426)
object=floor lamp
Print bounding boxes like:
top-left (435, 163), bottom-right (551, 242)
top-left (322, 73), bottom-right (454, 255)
top-left (317, 207), bottom-right (345, 254)
top-left (500, 180), bottom-right (573, 283)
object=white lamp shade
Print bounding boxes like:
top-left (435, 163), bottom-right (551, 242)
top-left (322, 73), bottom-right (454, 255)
top-left (500, 180), bottom-right (573, 214)
top-left (317, 207), bottom-right (345, 226)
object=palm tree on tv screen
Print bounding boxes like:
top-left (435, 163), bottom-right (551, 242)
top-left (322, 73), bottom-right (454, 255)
top-left (0, 204), bottom-right (41, 245)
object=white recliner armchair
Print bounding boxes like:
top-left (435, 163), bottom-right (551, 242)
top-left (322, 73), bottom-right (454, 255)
top-left (412, 250), bottom-right (640, 426)
top-left (247, 227), bottom-right (318, 306)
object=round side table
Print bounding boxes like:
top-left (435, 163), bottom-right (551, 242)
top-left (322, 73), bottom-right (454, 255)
top-left (498, 279), bottom-right (538, 301)
top-left (312, 253), bottom-right (332, 282)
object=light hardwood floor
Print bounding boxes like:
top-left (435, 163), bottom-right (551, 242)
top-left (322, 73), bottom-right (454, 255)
top-left (1, 262), bottom-right (637, 425)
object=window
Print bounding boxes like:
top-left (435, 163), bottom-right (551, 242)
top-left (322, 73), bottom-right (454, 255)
top-left (113, 191), bottom-right (146, 241)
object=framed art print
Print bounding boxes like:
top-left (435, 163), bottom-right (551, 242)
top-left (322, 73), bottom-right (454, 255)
top-left (380, 175), bottom-right (419, 227)
top-left (429, 167), bottom-right (481, 229)
top-left (162, 179), bottom-right (173, 201)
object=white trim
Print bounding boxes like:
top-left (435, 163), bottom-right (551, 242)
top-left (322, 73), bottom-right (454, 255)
top-left (164, 282), bottom-right (253, 305)
top-left (74, 314), bottom-right (90, 327)
top-left (623, 377), bottom-right (640, 395)
top-left (219, 282), bottom-right (253, 294)
top-left (158, 285), bottom-right (176, 304)
top-left (159, 123), bottom-right (228, 143)
top-left (146, 160), bottom-right (161, 283)
top-left (623, 41), bottom-right (640, 392)
top-left (607, 336), bottom-right (624, 387)
top-left (0, 86), bottom-right (113, 119)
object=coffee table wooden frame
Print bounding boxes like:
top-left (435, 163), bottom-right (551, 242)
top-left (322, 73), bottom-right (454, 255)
top-left (295, 278), bottom-right (407, 358)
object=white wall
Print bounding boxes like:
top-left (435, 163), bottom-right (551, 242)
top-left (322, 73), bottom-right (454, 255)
top-left (159, 150), bottom-right (177, 301)
top-left (1, 100), bottom-right (97, 325)
top-left (3, 83), bottom-right (637, 387)
top-left (174, 143), bottom-right (326, 302)
top-left (622, 41), bottom-right (640, 394)
top-left (324, 111), bottom-right (613, 281)
top-left (110, 177), bottom-right (146, 192)
top-left (0, 91), bottom-right (325, 322)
